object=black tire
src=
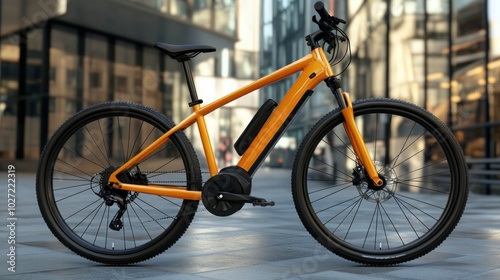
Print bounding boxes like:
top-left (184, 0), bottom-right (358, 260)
top-left (36, 102), bottom-right (202, 264)
top-left (292, 98), bottom-right (468, 265)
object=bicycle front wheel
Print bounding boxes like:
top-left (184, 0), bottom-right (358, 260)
top-left (36, 102), bottom-right (202, 264)
top-left (292, 98), bottom-right (468, 265)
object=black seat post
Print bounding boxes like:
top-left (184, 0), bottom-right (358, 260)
top-left (180, 60), bottom-right (203, 107)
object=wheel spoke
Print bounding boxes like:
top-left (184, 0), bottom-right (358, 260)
top-left (37, 103), bottom-right (201, 264)
top-left (293, 99), bottom-right (468, 265)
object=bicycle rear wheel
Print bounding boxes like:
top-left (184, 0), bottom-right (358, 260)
top-left (36, 102), bottom-right (202, 264)
top-left (292, 98), bottom-right (468, 265)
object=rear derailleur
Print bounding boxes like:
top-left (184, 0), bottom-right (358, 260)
top-left (97, 167), bottom-right (147, 231)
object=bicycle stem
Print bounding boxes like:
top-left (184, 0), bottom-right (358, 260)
top-left (326, 77), bottom-right (384, 187)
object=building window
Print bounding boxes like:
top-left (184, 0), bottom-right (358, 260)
top-left (49, 25), bottom-right (79, 138)
top-left (487, 0), bottom-right (500, 157)
top-left (114, 40), bottom-right (139, 102)
top-left (426, 0), bottom-right (450, 124)
top-left (128, 0), bottom-right (237, 37)
top-left (214, 0), bottom-right (236, 36)
top-left (451, 0), bottom-right (487, 158)
top-left (84, 33), bottom-right (109, 106)
top-left (25, 29), bottom-right (44, 159)
top-left (0, 36), bottom-right (19, 159)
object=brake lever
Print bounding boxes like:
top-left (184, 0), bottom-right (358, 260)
top-left (333, 17), bottom-right (347, 25)
top-left (312, 15), bottom-right (335, 32)
top-left (336, 35), bottom-right (347, 42)
top-left (312, 15), bottom-right (319, 24)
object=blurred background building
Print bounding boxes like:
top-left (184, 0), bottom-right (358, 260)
top-left (1, 0), bottom-right (499, 192)
top-left (0, 0), bottom-right (260, 168)
top-left (261, 0), bottom-right (499, 193)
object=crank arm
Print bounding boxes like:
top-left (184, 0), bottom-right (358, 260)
top-left (216, 192), bottom-right (275, 207)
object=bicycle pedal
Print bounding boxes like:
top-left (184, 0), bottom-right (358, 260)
top-left (252, 200), bottom-right (275, 207)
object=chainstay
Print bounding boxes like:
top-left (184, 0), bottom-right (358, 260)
top-left (141, 170), bottom-right (208, 221)
top-left (140, 170), bottom-right (209, 185)
top-left (91, 170), bottom-right (208, 222)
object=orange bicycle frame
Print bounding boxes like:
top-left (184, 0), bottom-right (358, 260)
top-left (108, 47), bottom-right (382, 200)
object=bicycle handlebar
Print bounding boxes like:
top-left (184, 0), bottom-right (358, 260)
top-left (314, 2), bottom-right (330, 21)
top-left (314, 1), bottom-right (346, 27)
top-left (307, 2), bottom-right (348, 52)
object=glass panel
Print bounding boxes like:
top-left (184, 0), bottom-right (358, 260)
top-left (261, 0), bottom-right (273, 77)
top-left (451, 0), bottom-right (486, 158)
top-left (84, 33), bottom-right (109, 106)
top-left (426, 0), bottom-right (450, 123)
top-left (193, 0), bottom-right (213, 25)
top-left (126, 0), bottom-right (236, 37)
top-left (488, 0), bottom-right (500, 157)
top-left (390, 0), bottom-right (424, 106)
top-left (49, 26), bottom-right (78, 137)
top-left (214, 0), bottom-right (236, 36)
top-left (114, 40), bottom-right (140, 102)
top-left (0, 36), bottom-right (19, 159)
top-left (143, 48), bottom-right (161, 111)
top-left (348, 0), bottom-right (387, 99)
top-left (347, 4), bottom-right (367, 99)
top-left (369, 0), bottom-right (387, 99)
top-left (129, 0), bottom-right (168, 13)
top-left (25, 30), bottom-right (44, 159)
top-left (169, 0), bottom-right (189, 19)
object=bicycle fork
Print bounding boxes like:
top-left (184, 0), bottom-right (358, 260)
top-left (326, 77), bottom-right (384, 188)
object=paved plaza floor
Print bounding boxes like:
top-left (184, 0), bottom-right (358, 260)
top-left (1, 168), bottom-right (500, 279)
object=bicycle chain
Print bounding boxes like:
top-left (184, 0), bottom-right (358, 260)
top-left (136, 170), bottom-right (209, 222)
top-left (93, 170), bottom-right (209, 222)
top-left (135, 170), bottom-right (209, 185)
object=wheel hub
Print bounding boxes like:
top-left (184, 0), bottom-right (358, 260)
top-left (90, 166), bottom-right (146, 230)
top-left (352, 162), bottom-right (398, 203)
top-left (91, 166), bottom-right (147, 203)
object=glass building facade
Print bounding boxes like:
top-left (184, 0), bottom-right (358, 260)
top-left (0, 0), bottom-right (247, 165)
top-left (261, 0), bottom-right (499, 192)
top-left (341, 0), bottom-right (499, 160)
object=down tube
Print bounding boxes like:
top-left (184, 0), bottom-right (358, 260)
top-left (237, 68), bottom-right (327, 175)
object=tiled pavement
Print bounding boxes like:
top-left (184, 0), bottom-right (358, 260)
top-left (1, 168), bottom-right (500, 279)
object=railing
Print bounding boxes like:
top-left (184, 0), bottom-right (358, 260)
top-left (467, 158), bottom-right (500, 195)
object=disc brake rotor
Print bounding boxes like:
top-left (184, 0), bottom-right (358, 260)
top-left (353, 161), bottom-right (398, 203)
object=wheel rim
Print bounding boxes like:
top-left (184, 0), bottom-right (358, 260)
top-left (300, 104), bottom-right (461, 255)
top-left (42, 108), bottom-right (198, 255)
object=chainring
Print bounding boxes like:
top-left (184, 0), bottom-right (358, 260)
top-left (202, 173), bottom-right (245, 217)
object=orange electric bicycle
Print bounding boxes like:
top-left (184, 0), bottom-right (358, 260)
top-left (36, 2), bottom-right (468, 266)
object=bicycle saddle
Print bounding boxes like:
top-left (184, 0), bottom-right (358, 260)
top-left (154, 42), bottom-right (216, 61)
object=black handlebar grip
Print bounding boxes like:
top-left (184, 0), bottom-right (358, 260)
top-left (314, 1), bottom-right (330, 20)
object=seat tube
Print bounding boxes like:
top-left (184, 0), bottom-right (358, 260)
top-left (180, 60), bottom-right (216, 174)
top-left (192, 104), bottom-right (218, 176)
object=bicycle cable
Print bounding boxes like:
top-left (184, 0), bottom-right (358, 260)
top-left (325, 27), bottom-right (352, 77)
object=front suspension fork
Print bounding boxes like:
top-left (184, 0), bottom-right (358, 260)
top-left (326, 78), bottom-right (384, 187)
